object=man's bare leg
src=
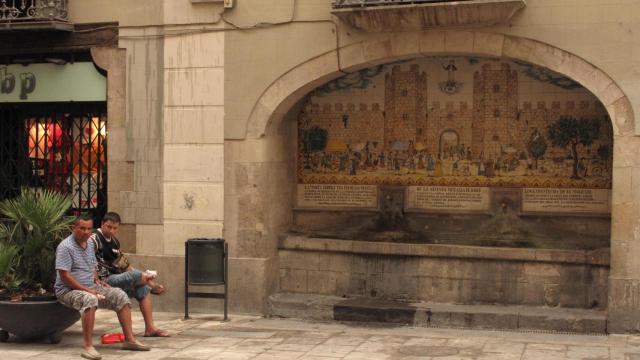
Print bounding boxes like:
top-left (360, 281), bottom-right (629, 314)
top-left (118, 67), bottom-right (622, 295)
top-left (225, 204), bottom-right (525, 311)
top-left (81, 307), bottom-right (97, 350)
top-left (138, 295), bottom-right (158, 335)
top-left (138, 273), bottom-right (165, 295)
top-left (115, 304), bottom-right (136, 342)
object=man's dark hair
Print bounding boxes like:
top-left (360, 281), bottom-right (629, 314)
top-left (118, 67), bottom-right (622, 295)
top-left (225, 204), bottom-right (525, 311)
top-left (102, 212), bottom-right (121, 225)
top-left (73, 213), bottom-right (94, 225)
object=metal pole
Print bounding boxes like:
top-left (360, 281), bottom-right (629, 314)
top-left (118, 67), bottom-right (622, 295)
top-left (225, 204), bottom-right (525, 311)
top-left (184, 241), bottom-right (189, 320)
top-left (223, 241), bottom-right (228, 321)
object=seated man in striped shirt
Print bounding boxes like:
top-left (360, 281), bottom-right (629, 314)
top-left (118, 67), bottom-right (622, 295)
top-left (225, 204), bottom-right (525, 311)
top-left (55, 214), bottom-right (150, 360)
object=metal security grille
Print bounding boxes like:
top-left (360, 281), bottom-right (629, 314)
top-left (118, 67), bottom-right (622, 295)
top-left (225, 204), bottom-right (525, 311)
top-left (0, 102), bottom-right (107, 222)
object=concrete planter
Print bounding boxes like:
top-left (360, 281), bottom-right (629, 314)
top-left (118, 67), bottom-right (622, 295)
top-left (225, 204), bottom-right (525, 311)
top-left (0, 299), bottom-right (80, 343)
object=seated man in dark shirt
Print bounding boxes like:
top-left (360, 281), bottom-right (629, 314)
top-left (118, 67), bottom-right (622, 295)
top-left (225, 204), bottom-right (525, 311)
top-left (92, 212), bottom-right (169, 337)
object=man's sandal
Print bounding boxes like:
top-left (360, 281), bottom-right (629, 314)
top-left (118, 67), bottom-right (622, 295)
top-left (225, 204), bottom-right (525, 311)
top-left (81, 346), bottom-right (102, 360)
top-left (144, 329), bottom-right (171, 337)
top-left (122, 339), bottom-right (151, 351)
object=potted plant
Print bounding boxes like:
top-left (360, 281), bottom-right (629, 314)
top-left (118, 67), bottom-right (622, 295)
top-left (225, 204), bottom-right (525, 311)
top-left (0, 189), bottom-right (80, 343)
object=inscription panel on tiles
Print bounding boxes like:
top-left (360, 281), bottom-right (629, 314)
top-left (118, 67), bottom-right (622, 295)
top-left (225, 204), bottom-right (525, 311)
top-left (297, 184), bottom-right (377, 208)
top-left (407, 186), bottom-right (490, 212)
top-left (522, 188), bottom-right (610, 214)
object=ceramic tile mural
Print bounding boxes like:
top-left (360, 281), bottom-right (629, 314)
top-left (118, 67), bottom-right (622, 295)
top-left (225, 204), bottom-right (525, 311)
top-left (297, 57), bottom-right (612, 191)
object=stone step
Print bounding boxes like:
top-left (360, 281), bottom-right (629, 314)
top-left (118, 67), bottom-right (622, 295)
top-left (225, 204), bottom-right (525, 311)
top-left (268, 293), bottom-right (607, 334)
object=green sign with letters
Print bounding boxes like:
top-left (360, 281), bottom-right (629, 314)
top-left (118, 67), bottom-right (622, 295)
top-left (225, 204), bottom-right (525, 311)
top-left (0, 62), bottom-right (106, 103)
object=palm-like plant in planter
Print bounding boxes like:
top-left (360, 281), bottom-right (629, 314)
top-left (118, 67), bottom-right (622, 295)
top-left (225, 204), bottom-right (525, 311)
top-left (0, 189), bottom-right (80, 343)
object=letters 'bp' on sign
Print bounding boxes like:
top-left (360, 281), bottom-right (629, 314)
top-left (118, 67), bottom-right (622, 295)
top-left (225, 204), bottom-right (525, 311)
top-left (0, 62), bottom-right (106, 103)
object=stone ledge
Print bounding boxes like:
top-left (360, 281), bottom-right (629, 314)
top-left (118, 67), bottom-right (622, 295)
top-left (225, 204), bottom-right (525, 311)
top-left (332, 0), bottom-right (526, 32)
top-left (280, 235), bottom-right (610, 266)
top-left (269, 292), bottom-right (607, 334)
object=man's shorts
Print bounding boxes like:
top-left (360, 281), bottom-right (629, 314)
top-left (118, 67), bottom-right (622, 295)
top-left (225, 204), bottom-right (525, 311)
top-left (57, 285), bottom-right (131, 314)
top-left (106, 270), bottom-right (151, 301)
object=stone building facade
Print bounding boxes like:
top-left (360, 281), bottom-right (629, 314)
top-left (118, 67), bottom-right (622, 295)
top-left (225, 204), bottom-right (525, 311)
top-left (4, 0), bottom-right (640, 333)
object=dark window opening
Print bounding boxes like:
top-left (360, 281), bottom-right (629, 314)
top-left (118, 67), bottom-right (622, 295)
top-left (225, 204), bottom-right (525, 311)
top-left (0, 102), bottom-right (107, 223)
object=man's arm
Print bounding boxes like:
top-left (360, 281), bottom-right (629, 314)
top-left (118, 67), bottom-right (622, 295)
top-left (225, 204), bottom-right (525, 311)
top-left (58, 270), bottom-right (98, 295)
top-left (93, 270), bottom-right (110, 288)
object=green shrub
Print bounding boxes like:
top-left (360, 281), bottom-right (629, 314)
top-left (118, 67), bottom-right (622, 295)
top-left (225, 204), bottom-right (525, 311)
top-left (0, 189), bottom-right (73, 293)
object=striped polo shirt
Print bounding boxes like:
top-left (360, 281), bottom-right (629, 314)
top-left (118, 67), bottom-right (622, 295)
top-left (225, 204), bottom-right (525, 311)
top-left (54, 234), bottom-right (97, 296)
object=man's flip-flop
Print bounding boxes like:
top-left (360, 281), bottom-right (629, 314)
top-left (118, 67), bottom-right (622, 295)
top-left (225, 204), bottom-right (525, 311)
top-left (144, 329), bottom-right (171, 337)
top-left (150, 284), bottom-right (166, 295)
top-left (81, 346), bottom-right (102, 360)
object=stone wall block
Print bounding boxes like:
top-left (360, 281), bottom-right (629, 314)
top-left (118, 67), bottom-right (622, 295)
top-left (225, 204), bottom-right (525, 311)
top-left (444, 31), bottom-right (474, 54)
top-left (281, 250), bottom-right (321, 270)
top-left (107, 128), bottom-right (128, 162)
top-left (307, 270), bottom-right (338, 295)
top-left (107, 68), bottom-right (126, 101)
top-left (521, 281), bottom-right (545, 306)
top-left (527, 41), bottom-right (564, 72)
top-left (135, 208), bottom-right (162, 225)
top-left (362, 39), bottom-right (394, 65)
top-left (120, 207), bottom-right (136, 225)
top-left (608, 277), bottom-right (640, 333)
top-left (165, 107), bottom-right (224, 145)
top-left (317, 252), bottom-right (351, 273)
top-left (136, 224), bottom-right (164, 255)
top-left (280, 268), bottom-right (307, 293)
top-left (612, 166), bottom-right (632, 206)
top-left (164, 144), bottom-right (224, 182)
top-left (164, 183), bottom-right (224, 221)
top-left (164, 31), bottom-right (224, 69)
top-left (419, 30), bottom-right (445, 55)
top-left (611, 203), bottom-right (639, 242)
top-left (109, 162), bottom-right (134, 192)
top-left (610, 239), bottom-right (640, 279)
top-left (390, 32), bottom-right (420, 59)
top-left (352, 255), bottom-right (367, 274)
top-left (107, 97), bottom-right (127, 129)
top-left (375, 273), bottom-right (418, 300)
top-left (501, 36), bottom-right (533, 62)
top-left (163, 221), bottom-right (223, 256)
top-left (339, 42), bottom-right (366, 72)
top-left (165, 68), bottom-right (224, 106)
top-left (472, 32), bottom-right (504, 57)
top-left (611, 97), bottom-right (636, 137)
top-left (228, 257), bottom-right (277, 314)
top-left (119, 190), bottom-right (137, 209)
top-left (613, 136), bottom-right (640, 168)
top-left (562, 56), bottom-right (598, 93)
top-left (586, 70), bottom-right (615, 100)
top-left (601, 82), bottom-right (625, 108)
top-left (279, 53), bottom-right (338, 103)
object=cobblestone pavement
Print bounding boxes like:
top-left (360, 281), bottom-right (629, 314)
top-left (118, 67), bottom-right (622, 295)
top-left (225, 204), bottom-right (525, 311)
top-left (3, 311), bottom-right (640, 359)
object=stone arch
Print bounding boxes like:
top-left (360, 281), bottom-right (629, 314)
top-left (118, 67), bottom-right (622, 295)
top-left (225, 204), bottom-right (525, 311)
top-left (247, 31), bottom-right (634, 139)
top-left (232, 31), bottom-right (640, 330)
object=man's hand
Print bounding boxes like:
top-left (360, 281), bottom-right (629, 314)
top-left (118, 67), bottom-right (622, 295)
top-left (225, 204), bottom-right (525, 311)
top-left (96, 279), bottom-right (111, 288)
top-left (86, 288), bottom-right (98, 296)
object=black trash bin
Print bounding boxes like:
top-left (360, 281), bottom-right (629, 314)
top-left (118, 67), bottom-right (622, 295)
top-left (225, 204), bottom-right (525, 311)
top-left (184, 238), bottom-right (228, 320)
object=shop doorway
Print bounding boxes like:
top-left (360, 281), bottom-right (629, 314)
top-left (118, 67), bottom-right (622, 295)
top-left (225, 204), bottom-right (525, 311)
top-left (0, 102), bottom-right (107, 222)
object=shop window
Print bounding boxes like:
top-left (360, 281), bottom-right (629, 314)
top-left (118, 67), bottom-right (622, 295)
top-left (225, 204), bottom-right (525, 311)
top-left (0, 103), bottom-right (107, 220)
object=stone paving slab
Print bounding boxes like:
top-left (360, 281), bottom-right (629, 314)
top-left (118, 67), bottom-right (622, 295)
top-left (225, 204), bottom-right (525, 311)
top-left (1, 311), bottom-right (640, 359)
